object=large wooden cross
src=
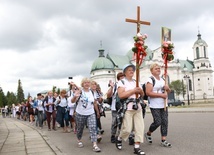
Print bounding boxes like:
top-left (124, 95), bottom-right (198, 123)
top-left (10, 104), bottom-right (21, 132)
top-left (126, 6), bottom-right (151, 33)
top-left (126, 6), bottom-right (151, 99)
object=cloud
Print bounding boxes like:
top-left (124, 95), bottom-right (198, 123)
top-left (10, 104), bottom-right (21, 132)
top-left (0, 0), bottom-right (214, 98)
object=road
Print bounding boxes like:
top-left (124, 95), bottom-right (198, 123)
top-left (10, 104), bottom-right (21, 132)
top-left (1, 106), bottom-right (214, 155)
top-left (44, 110), bottom-right (214, 155)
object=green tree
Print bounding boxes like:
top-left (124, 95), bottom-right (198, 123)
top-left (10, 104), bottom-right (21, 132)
top-left (57, 88), bottom-right (60, 95)
top-left (52, 86), bottom-right (57, 94)
top-left (170, 80), bottom-right (186, 99)
top-left (17, 79), bottom-right (25, 103)
top-left (0, 88), bottom-right (7, 107)
top-left (6, 91), bottom-right (17, 106)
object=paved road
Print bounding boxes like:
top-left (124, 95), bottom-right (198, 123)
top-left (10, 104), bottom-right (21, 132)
top-left (1, 105), bottom-right (214, 155)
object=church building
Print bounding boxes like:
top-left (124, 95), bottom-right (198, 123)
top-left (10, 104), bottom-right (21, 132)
top-left (90, 33), bottom-right (213, 100)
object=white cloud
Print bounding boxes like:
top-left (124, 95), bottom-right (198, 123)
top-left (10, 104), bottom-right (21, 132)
top-left (0, 0), bottom-right (214, 98)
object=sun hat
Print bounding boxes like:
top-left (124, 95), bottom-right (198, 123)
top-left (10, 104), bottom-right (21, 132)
top-left (122, 64), bottom-right (136, 73)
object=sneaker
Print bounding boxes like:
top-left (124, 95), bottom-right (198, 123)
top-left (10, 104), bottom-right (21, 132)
top-left (78, 142), bottom-right (84, 148)
top-left (93, 145), bottom-right (101, 152)
top-left (161, 140), bottom-right (172, 148)
top-left (144, 133), bottom-right (152, 144)
top-left (111, 135), bottom-right (116, 143)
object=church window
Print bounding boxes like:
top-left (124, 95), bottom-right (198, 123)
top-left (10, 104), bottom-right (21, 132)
top-left (108, 71), bottom-right (111, 73)
top-left (197, 66), bottom-right (199, 69)
top-left (204, 46), bottom-right (206, 58)
top-left (196, 47), bottom-right (199, 59)
top-left (208, 78), bottom-right (209, 80)
top-left (198, 78), bottom-right (200, 81)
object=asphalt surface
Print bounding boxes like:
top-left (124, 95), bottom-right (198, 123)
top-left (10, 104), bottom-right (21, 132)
top-left (1, 104), bottom-right (214, 155)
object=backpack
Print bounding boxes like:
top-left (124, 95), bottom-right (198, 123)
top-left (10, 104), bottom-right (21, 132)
top-left (142, 76), bottom-right (155, 100)
top-left (106, 83), bottom-right (117, 105)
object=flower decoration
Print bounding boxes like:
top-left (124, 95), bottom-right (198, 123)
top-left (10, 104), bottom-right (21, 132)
top-left (161, 41), bottom-right (174, 61)
top-left (132, 33), bottom-right (148, 66)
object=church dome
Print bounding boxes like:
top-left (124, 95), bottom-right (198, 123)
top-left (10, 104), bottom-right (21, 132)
top-left (91, 57), bottom-right (114, 72)
top-left (91, 48), bottom-right (114, 72)
top-left (193, 33), bottom-right (208, 46)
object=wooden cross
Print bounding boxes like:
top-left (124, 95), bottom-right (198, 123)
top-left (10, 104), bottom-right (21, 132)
top-left (126, 6), bottom-right (151, 33)
top-left (126, 6), bottom-right (151, 99)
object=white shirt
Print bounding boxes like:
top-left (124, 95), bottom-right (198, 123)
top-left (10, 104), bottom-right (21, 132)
top-left (67, 95), bottom-right (75, 116)
top-left (75, 90), bottom-right (95, 115)
top-left (147, 76), bottom-right (166, 108)
top-left (118, 78), bottom-right (142, 111)
top-left (55, 96), bottom-right (68, 107)
top-left (110, 83), bottom-right (118, 111)
top-left (37, 99), bottom-right (44, 111)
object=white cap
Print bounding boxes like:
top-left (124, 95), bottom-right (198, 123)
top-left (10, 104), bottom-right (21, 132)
top-left (122, 64), bottom-right (136, 73)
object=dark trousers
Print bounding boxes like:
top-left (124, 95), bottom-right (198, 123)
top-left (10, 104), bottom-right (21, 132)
top-left (46, 111), bottom-right (56, 129)
top-left (149, 108), bottom-right (168, 137)
top-left (56, 107), bottom-right (69, 128)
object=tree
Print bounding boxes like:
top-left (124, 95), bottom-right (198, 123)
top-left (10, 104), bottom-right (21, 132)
top-left (17, 79), bottom-right (25, 103)
top-left (57, 88), bottom-right (60, 95)
top-left (6, 91), bottom-right (17, 106)
top-left (52, 86), bottom-right (57, 94)
top-left (170, 80), bottom-right (186, 99)
top-left (0, 88), bottom-right (7, 107)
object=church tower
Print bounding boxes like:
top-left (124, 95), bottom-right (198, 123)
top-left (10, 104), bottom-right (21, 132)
top-left (192, 32), bottom-right (213, 99)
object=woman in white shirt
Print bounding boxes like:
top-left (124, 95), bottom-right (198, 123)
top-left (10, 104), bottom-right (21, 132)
top-left (115, 64), bottom-right (145, 155)
top-left (71, 77), bottom-right (101, 152)
top-left (144, 63), bottom-right (172, 148)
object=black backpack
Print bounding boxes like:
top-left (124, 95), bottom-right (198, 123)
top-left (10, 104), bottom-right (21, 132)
top-left (142, 76), bottom-right (155, 100)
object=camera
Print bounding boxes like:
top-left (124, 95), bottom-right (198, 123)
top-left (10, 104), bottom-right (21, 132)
top-left (132, 102), bottom-right (138, 110)
top-left (68, 77), bottom-right (73, 79)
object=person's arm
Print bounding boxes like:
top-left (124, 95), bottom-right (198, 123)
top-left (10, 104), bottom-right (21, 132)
top-left (71, 89), bottom-right (81, 103)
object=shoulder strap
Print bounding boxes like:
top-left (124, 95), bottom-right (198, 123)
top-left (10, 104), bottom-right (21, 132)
top-left (121, 79), bottom-right (125, 85)
top-left (112, 83), bottom-right (117, 96)
top-left (150, 76), bottom-right (155, 86)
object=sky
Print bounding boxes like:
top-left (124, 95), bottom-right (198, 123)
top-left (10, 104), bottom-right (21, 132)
top-left (0, 0), bottom-right (214, 98)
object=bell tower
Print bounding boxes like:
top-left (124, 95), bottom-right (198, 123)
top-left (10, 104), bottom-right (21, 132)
top-left (192, 32), bottom-right (213, 99)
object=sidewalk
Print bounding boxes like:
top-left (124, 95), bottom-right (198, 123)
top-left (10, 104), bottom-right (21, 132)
top-left (0, 117), bottom-right (63, 155)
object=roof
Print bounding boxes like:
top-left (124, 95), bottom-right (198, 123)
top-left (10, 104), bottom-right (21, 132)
top-left (179, 59), bottom-right (194, 72)
top-left (91, 57), bottom-right (114, 72)
top-left (194, 33), bottom-right (208, 46)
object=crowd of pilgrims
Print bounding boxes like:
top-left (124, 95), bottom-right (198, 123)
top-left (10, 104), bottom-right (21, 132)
top-left (1, 63), bottom-right (172, 155)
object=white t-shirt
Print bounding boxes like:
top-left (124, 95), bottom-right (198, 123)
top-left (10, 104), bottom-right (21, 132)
top-left (67, 95), bottom-right (75, 116)
top-left (147, 76), bottom-right (166, 108)
top-left (75, 90), bottom-right (95, 115)
top-left (111, 83), bottom-right (118, 111)
top-left (117, 78), bottom-right (142, 111)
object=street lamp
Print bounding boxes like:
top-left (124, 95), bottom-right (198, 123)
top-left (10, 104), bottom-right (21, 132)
top-left (183, 75), bottom-right (190, 105)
